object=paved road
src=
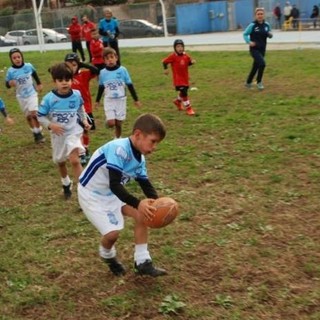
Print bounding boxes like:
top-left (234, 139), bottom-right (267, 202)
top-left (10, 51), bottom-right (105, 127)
top-left (1, 30), bottom-right (319, 53)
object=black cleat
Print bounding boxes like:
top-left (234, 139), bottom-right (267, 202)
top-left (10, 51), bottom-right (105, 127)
top-left (34, 132), bottom-right (45, 144)
top-left (134, 260), bottom-right (167, 277)
top-left (103, 257), bottom-right (126, 276)
top-left (62, 183), bottom-right (72, 200)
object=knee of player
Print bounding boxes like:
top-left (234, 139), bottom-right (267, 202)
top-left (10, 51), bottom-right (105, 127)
top-left (104, 230), bottom-right (120, 243)
top-left (107, 120), bottom-right (115, 128)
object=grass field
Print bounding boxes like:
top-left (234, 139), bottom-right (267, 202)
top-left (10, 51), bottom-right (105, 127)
top-left (0, 47), bottom-right (320, 320)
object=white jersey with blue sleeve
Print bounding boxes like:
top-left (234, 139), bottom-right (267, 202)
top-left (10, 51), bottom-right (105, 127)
top-left (5, 63), bottom-right (38, 98)
top-left (79, 137), bottom-right (148, 196)
top-left (37, 89), bottom-right (84, 135)
top-left (99, 66), bottom-right (132, 99)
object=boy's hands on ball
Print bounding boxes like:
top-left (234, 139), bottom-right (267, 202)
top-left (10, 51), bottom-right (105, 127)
top-left (138, 199), bottom-right (156, 221)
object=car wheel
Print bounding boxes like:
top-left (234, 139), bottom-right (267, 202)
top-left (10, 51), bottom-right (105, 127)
top-left (24, 41), bottom-right (30, 45)
top-left (61, 38), bottom-right (67, 42)
top-left (47, 40), bottom-right (54, 43)
top-left (145, 31), bottom-right (154, 37)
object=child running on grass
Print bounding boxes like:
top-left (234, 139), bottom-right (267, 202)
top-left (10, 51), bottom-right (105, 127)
top-left (78, 113), bottom-right (168, 277)
top-left (162, 39), bottom-right (196, 116)
top-left (5, 48), bottom-right (45, 143)
top-left (37, 63), bottom-right (91, 199)
top-left (64, 53), bottom-right (99, 165)
top-left (95, 47), bottom-right (141, 139)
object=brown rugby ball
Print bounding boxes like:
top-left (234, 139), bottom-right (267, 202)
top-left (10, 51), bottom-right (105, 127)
top-left (144, 197), bottom-right (179, 228)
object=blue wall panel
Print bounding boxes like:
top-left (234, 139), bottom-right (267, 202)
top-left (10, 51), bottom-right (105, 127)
top-left (235, 0), bottom-right (254, 29)
top-left (176, 1), bottom-right (228, 34)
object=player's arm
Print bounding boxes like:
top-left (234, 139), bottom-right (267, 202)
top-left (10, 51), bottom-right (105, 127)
top-left (136, 177), bottom-right (158, 199)
top-left (127, 83), bottom-right (139, 102)
top-left (32, 70), bottom-right (43, 92)
top-left (162, 62), bottom-right (169, 70)
top-left (5, 78), bottom-right (15, 88)
top-left (162, 56), bottom-right (172, 75)
top-left (109, 168), bottom-right (141, 208)
top-left (95, 84), bottom-right (104, 104)
top-left (32, 71), bottom-right (41, 85)
top-left (266, 22), bottom-right (273, 38)
top-left (243, 23), bottom-right (254, 44)
top-left (79, 62), bottom-right (100, 75)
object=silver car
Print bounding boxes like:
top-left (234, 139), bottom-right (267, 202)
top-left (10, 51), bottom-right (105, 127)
top-left (22, 28), bottom-right (67, 45)
top-left (5, 30), bottom-right (27, 46)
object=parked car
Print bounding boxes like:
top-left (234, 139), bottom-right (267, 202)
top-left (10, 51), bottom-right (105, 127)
top-left (159, 17), bottom-right (177, 34)
top-left (118, 19), bottom-right (163, 38)
top-left (52, 27), bottom-right (70, 41)
top-left (0, 35), bottom-right (17, 46)
top-left (4, 30), bottom-right (26, 45)
top-left (22, 28), bottom-right (67, 45)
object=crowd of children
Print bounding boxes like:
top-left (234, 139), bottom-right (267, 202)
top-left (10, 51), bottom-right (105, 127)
top-left (2, 7), bottom-right (200, 278)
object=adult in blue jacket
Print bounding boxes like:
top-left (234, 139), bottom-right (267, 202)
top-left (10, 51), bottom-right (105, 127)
top-left (99, 7), bottom-right (121, 64)
top-left (243, 8), bottom-right (273, 90)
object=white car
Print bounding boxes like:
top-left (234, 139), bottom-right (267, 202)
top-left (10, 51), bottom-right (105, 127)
top-left (22, 28), bottom-right (67, 45)
top-left (5, 30), bottom-right (27, 46)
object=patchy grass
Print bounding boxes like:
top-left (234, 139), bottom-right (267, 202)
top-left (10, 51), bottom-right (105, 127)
top-left (0, 48), bottom-right (320, 319)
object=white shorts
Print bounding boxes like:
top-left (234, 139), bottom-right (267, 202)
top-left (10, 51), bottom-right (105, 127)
top-left (17, 94), bottom-right (38, 116)
top-left (77, 184), bottom-right (125, 235)
top-left (104, 97), bottom-right (127, 121)
top-left (51, 132), bottom-right (85, 163)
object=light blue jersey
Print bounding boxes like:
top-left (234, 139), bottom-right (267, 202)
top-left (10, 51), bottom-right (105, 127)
top-left (79, 137), bottom-right (148, 196)
top-left (99, 66), bottom-right (132, 99)
top-left (37, 89), bottom-right (84, 135)
top-left (5, 63), bottom-right (38, 98)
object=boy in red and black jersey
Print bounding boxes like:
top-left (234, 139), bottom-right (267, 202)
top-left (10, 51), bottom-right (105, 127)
top-left (64, 53), bottom-right (99, 164)
top-left (162, 39), bottom-right (196, 116)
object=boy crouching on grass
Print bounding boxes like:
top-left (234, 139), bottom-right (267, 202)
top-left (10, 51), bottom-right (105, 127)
top-left (37, 63), bottom-right (91, 199)
top-left (78, 113), bottom-right (168, 277)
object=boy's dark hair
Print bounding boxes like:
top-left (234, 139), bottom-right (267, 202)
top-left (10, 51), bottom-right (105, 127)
top-left (103, 47), bottom-right (117, 58)
top-left (132, 113), bottom-right (166, 140)
top-left (50, 62), bottom-right (73, 80)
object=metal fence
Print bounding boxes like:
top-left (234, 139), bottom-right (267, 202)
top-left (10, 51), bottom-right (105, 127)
top-left (0, 6), bottom-right (127, 36)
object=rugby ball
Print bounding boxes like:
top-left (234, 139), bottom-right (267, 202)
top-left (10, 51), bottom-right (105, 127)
top-left (144, 197), bottom-right (179, 229)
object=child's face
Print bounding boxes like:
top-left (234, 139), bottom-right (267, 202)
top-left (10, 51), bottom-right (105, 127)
top-left (91, 30), bottom-right (99, 40)
top-left (134, 131), bottom-right (162, 155)
top-left (104, 53), bottom-right (117, 67)
top-left (11, 52), bottom-right (23, 66)
top-left (175, 44), bottom-right (184, 54)
top-left (54, 78), bottom-right (72, 95)
top-left (65, 61), bottom-right (78, 75)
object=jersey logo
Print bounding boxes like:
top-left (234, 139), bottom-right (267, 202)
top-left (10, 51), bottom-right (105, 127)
top-left (107, 212), bottom-right (118, 225)
top-left (115, 146), bottom-right (129, 161)
top-left (69, 101), bottom-right (77, 109)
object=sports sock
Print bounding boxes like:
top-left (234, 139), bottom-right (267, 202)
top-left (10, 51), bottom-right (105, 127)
top-left (61, 176), bottom-right (71, 186)
top-left (99, 245), bottom-right (116, 259)
top-left (32, 127), bottom-right (41, 134)
top-left (134, 243), bottom-right (151, 265)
